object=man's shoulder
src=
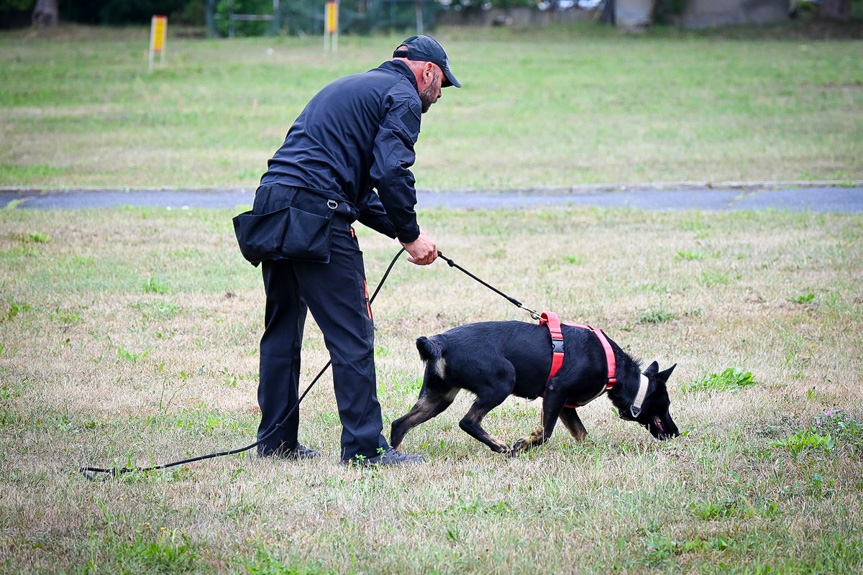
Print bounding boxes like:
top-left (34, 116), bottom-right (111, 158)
top-left (325, 65), bottom-right (418, 111)
top-left (325, 65), bottom-right (411, 96)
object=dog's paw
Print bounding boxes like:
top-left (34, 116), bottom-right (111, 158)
top-left (511, 437), bottom-right (530, 454)
top-left (511, 428), bottom-right (546, 455)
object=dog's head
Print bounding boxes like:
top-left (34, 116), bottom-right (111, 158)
top-left (618, 361), bottom-right (679, 441)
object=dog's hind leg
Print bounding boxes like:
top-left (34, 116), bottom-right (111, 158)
top-left (390, 387), bottom-right (459, 449)
top-left (558, 407), bottom-right (588, 442)
top-left (459, 391), bottom-right (513, 454)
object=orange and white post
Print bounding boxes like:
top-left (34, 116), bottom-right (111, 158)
top-left (149, 15), bottom-right (167, 72)
top-left (324, 1), bottom-right (338, 53)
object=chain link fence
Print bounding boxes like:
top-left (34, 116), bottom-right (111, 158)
top-left (207, 0), bottom-right (439, 37)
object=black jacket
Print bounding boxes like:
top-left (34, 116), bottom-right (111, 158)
top-left (260, 60), bottom-right (424, 243)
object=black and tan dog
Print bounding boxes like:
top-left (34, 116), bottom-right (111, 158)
top-left (390, 318), bottom-right (679, 455)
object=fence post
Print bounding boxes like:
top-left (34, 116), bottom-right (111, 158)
top-left (149, 15), bottom-right (167, 73)
top-left (324, 1), bottom-right (339, 53)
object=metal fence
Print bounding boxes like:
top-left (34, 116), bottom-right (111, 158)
top-left (207, 0), bottom-right (439, 37)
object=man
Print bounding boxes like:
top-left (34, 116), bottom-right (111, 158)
top-left (246, 35), bottom-right (460, 466)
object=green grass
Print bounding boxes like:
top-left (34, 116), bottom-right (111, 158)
top-left (1, 25), bottom-right (861, 189)
top-left (1, 205), bottom-right (862, 573)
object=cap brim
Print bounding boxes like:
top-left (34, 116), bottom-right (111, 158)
top-left (443, 68), bottom-right (461, 89)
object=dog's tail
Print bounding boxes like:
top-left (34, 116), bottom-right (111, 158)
top-left (416, 336), bottom-right (441, 363)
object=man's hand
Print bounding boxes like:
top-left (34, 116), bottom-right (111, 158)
top-left (401, 231), bottom-right (437, 266)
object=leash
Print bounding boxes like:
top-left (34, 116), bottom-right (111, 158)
top-left (79, 248), bottom-right (407, 480)
top-left (436, 251), bottom-right (541, 320)
top-left (80, 248), bottom-right (539, 479)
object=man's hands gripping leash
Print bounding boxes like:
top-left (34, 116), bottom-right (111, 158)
top-left (401, 231), bottom-right (437, 266)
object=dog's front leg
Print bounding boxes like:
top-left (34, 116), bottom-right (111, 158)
top-left (511, 426), bottom-right (547, 455)
top-left (511, 396), bottom-right (564, 455)
top-left (558, 406), bottom-right (588, 442)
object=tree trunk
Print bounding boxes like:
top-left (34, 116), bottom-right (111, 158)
top-left (818, 0), bottom-right (850, 21)
top-left (32, 0), bottom-right (59, 27)
top-left (600, 0), bottom-right (615, 25)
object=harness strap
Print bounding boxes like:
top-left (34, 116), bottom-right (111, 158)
top-left (540, 311), bottom-right (619, 409)
top-left (586, 326), bottom-right (618, 389)
top-left (540, 311), bottom-right (565, 382)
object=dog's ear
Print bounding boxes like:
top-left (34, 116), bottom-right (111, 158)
top-left (643, 361), bottom-right (659, 376)
top-left (656, 363), bottom-right (677, 386)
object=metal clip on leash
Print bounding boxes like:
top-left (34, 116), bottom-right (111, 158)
top-left (79, 248), bottom-right (408, 480)
top-left (436, 251), bottom-right (541, 320)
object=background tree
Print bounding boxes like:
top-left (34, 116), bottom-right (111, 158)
top-left (818, 0), bottom-right (851, 21)
top-left (31, 0), bottom-right (58, 26)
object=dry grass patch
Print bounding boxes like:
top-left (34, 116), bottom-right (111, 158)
top-left (1, 206), bottom-right (862, 573)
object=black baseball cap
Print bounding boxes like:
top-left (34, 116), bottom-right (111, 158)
top-left (393, 35), bottom-right (461, 88)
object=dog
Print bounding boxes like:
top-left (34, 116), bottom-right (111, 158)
top-left (390, 319), bottom-right (679, 456)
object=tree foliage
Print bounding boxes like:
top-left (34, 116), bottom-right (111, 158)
top-left (59, 0), bottom-right (201, 24)
top-left (0, 0), bottom-right (32, 10)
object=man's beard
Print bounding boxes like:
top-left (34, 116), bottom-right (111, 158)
top-left (418, 71), bottom-right (440, 114)
top-left (419, 84), bottom-right (435, 113)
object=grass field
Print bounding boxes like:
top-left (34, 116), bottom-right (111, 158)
top-left (1, 25), bottom-right (861, 189)
top-left (1, 23), bottom-right (863, 575)
top-left (1, 204), bottom-right (862, 573)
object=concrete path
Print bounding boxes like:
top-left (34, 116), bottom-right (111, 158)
top-left (1, 183), bottom-right (861, 213)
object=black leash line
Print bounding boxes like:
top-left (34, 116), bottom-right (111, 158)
top-left (436, 251), bottom-right (541, 320)
top-left (79, 248), bottom-right (539, 479)
top-left (80, 248), bottom-right (407, 480)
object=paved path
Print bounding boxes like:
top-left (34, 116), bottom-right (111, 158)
top-left (1, 184), bottom-right (861, 213)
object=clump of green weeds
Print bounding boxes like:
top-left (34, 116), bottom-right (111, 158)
top-left (239, 547), bottom-right (336, 574)
top-left (682, 367), bottom-right (758, 393)
top-left (120, 530), bottom-right (198, 572)
top-left (675, 249), bottom-right (720, 261)
top-left (772, 409), bottom-right (863, 457)
top-left (25, 231), bottom-right (51, 244)
top-left (7, 302), bottom-right (32, 319)
top-left (689, 498), bottom-right (752, 521)
top-left (144, 277), bottom-right (170, 294)
top-left (774, 429), bottom-right (835, 456)
top-left (117, 346), bottom-right (152, 363)
top-left (791, 292), bottom-right (816, 304)
top-left (637, 307), bottom-right (675, 324)
top-left (814, 409), bottom-right (863, 438)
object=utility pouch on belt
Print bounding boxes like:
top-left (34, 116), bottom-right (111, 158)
top-left (232, 205), bottom-right (333, 267)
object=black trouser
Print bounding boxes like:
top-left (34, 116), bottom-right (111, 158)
top-left (255, 186), bottom-right (389, 461)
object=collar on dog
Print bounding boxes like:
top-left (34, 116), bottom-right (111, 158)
top-left (540, 311), bottom-right (618, 408)
top-left (630, 374), bottom-right (650, 418)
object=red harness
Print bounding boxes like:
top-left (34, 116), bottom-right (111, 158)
top-left (540, 311), bottom-right (617, 408)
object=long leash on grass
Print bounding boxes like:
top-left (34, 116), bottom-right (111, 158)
top-left (79, 249), bottom-right (537, 479)
top-left (80, 248), bottom-right (406, 479)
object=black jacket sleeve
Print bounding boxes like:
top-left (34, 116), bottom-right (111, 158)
top-left (370, 90), bottom-right (422, 244)
top-left (356, 191), bottom-right (397, 239)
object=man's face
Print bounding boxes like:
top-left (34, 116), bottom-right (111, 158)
top-left (419, 66), bottom-right (442, 114)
